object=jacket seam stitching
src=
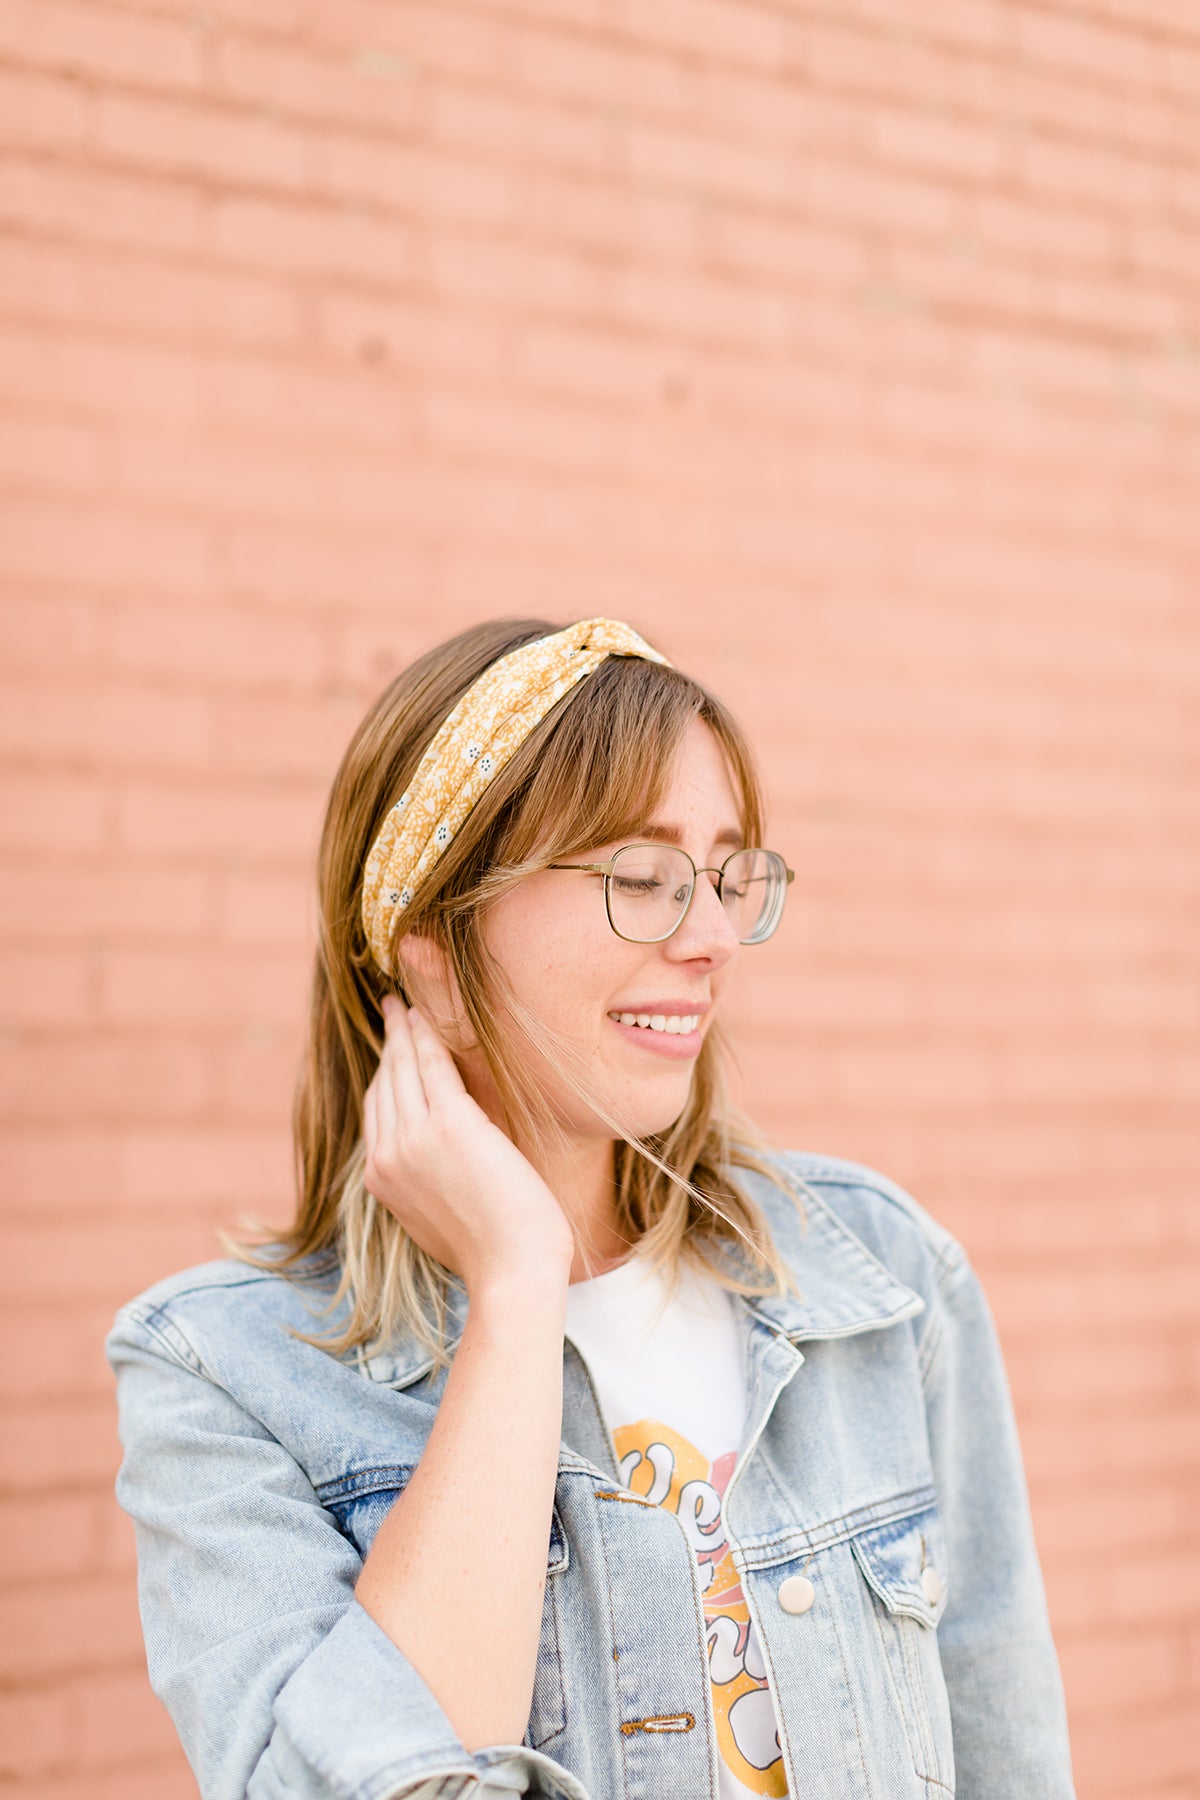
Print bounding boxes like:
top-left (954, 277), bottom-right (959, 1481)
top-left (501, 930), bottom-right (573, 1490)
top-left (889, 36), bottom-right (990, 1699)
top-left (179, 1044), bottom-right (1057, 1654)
top-left (119, 1305), bottom-right (209, 1378)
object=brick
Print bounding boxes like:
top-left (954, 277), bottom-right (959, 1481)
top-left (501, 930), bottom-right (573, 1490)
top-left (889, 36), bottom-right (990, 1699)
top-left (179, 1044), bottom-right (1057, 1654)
top-left (0, 948), bottom-right (93, 1020)
top-left (1020, 1408), bottom-right (1199, 1483)
top-left (117, 1123), bottom-right (293, 1208)
top-left (216, 869), bottom-right (314, 946)
top-left (3, 1218), bottom-right (237, 1302)
top-left (213, 1034), bottom-right (305, 1118)
top-left (3, 1399), bottom-right (121, 1492)
top-left (208, 195), bottom-right (414, 282)
top-left (206, 349), bottom-right (423, 452)
top-left (0, 1132), bottom-right (122, 1211)
top-left (0, 1493), bottom-right (98, 1580)
top-left (109, 597), bottom-right (326, 691)
top-left (634, 0), bottom-right (792, 70)
top-left (312, 130), bottom-right (513, 233)
top-left (99, 946), bottom-right (308, 1029)
top-left (0, 1), bottom-right (205, 90)
top-left (0, 593), bottom-right (104, 672)
top-left (0, 861), bottom-right (213, 942)
top-left (114, 777), bottom-right (323, 861)
top-left (0, 1684), bottom-right (73, 1776)
top-left (18, 1759), bottom-right (197, 1800)
top-left (0, 770), bottom-right (112, 853)
top-left (0, 323), bottom-right (205, 423)
top-left (77, 1669), bottom-right (185, 1767)
top-left (1069, 1703), bottom-right (1198, 1791)
top-left (1029, 1478), bottom-right (1186, 1557)
top-left (983, 1262), bottom-right (1200, 1336)
top-left (1013, 6), bottom-right (1163, 89)
top-left (314, 289), bottom-right (513, 386)
top-left (0, 238), bottom-right (302, 351)
top-left (224, 520), bottom-right (437, 612)
top-left (111, 424), bottom-right (323, 520)
top-left (0, 157), bottom-right (203, 257)
top-left (1006, 1331), bottom-right (1179, 1406)
top-left (0, 409), bottom-right (101, 490)
top-left (305, 0), bottom-right (510, 85)
top-left (1057, 1627), bottom-right (1185, 1711)
top-left (0, 65), bottom-right (91, 151)
top-left (0, 499), bottom-right (213, 596)
top-left (94, 91), bottom-right (308, 192)
top-left (216, 32), bottom-right (428, 130)
top-left (0, 1308), bottom-right (120, 1396)
top-left (0, 1575), bottom-right (145, 1680)
top-left (0, 1033), bottom-right (212, 1124)
top-left (0, 677), bottom-right (216, 773)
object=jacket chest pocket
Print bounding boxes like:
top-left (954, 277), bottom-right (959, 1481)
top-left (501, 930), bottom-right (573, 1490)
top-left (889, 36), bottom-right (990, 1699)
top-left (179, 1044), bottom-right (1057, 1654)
top-left (849, 1503), bottom-right (955, 1795)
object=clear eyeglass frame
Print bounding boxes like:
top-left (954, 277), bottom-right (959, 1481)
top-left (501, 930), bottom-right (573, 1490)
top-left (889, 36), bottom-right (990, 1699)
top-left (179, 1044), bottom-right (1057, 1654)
top-left (545, 843), bottom-right (795, 946)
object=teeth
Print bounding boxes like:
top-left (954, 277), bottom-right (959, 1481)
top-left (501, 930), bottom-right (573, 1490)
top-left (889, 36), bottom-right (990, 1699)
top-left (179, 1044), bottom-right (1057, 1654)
top-left (614, 1012), bottom-right (701, 1034)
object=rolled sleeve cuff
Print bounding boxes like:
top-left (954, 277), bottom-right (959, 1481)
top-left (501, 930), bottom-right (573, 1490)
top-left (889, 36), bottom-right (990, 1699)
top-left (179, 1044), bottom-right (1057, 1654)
top-left (270, 1602), bottom-right (591, 1800)
top-left (271, 1599), bottom-right (477, 1800)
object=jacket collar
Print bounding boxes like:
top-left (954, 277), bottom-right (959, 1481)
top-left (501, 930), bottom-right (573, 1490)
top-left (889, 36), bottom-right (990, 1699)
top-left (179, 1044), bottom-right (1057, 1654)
top-left (359, 1159), bottom-right (924, 1389)
top-left (714, 1160), bottom-right (925, 1344)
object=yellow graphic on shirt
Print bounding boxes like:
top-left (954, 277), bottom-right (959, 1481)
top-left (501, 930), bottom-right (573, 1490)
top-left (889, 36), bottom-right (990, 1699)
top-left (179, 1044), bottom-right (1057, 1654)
top-left (613, 1419), bottom-right (786, 1797)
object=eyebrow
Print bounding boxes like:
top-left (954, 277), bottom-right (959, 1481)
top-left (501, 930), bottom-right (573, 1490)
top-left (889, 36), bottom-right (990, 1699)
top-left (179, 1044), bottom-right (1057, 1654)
top-left (635, 820), bottom-right (746, 853)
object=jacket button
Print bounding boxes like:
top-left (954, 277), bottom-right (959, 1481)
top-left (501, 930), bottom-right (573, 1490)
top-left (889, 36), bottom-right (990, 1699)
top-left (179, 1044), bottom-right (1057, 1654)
top-left (921, 1566), bottom-right (942, 1606)
top-left (778, 1575), bottom-right (815, 1615)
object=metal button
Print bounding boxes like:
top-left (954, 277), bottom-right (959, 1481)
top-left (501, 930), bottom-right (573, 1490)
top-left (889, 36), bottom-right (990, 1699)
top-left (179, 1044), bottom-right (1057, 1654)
top-left (921, 1565), bottom-right (942, 1606)
top-left (778, 1574), bottom-right (815, 1615)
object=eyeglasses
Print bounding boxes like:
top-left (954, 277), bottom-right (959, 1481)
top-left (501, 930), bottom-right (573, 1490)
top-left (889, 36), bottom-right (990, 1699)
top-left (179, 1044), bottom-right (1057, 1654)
top-left (546, 844), bottom-right (794, 945)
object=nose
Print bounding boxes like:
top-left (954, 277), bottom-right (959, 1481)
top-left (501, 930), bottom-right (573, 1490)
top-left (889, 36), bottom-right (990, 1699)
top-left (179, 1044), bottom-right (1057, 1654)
top-left (664, 871), bottom-right (741, 966)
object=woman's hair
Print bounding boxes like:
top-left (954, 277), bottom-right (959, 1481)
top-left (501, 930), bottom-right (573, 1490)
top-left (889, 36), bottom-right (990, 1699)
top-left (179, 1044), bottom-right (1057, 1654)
top-left (224, 617), bottom-right (805, 1370)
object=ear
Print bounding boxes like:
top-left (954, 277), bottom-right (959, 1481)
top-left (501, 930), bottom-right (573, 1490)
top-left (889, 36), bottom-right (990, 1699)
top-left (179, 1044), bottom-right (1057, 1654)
top-left (394, 930), bottom-right (477, 1053)
top-left (395, 929), bottom-right (448, 991)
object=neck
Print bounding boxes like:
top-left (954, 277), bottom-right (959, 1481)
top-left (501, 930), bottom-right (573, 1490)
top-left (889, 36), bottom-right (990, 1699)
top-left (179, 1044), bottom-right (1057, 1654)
top-left (532, 1131), bottom-right (634, 1284)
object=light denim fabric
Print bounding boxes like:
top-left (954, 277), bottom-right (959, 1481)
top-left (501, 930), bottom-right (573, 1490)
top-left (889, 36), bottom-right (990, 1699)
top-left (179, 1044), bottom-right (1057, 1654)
top-left (107, 1150), bottom-right (1077, 1800)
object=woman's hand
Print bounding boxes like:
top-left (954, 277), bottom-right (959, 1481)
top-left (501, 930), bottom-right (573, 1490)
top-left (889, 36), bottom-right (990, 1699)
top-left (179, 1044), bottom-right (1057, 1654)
top-left (361, 993), bottom-right (575, 1295)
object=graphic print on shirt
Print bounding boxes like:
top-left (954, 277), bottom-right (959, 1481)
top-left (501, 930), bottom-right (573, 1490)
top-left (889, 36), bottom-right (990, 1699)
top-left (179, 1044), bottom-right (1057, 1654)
top-left (614, 1419), bottom-right (786, 1799)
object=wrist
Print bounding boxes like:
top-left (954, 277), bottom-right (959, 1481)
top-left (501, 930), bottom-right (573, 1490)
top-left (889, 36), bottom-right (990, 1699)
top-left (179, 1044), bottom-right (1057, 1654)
top-left (466, 1255), bottom-right (572, 1311)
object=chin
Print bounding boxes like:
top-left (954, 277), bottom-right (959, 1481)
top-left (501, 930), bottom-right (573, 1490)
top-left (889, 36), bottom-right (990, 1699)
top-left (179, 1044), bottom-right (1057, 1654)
top-left (602, 1085), bottom-right (695, 1146)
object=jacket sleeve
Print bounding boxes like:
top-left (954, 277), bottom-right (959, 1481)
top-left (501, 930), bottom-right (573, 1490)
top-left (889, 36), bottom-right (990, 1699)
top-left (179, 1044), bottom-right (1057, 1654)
top-left (106, 1307), bottom-right (590, 1800)
top-left (920, 1252), bottom-right (1077, 1799)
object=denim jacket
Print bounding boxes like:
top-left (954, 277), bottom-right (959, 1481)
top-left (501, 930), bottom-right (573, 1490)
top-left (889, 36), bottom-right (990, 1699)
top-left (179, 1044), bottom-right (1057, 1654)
top-left (107, 1150), bottom-right (1077, 1800)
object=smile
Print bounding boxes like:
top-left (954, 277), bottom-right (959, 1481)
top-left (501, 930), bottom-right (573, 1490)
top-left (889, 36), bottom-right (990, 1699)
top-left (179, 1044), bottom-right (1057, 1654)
top-left (609, 1012), bottom-right (702, 1034)
top-left (605, 1010), bottom-right (705, 1060)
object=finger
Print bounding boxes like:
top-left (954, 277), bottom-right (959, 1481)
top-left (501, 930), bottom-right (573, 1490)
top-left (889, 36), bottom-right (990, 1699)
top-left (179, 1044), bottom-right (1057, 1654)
top-left (361, 1071), bottom-right (379, 1167)
top-left (380, 996), bottom-right (429, 1122)
top-left (408, 1005), bottom-right (470, 1112)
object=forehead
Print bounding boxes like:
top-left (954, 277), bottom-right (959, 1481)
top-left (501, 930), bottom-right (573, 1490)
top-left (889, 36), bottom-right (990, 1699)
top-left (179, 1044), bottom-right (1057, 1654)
top-left (616, 718), bottom-right (746, 848)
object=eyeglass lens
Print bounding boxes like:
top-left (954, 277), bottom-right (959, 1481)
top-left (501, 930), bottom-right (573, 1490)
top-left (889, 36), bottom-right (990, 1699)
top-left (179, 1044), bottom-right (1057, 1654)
top-left (607, 846), bottom-right (786, 944)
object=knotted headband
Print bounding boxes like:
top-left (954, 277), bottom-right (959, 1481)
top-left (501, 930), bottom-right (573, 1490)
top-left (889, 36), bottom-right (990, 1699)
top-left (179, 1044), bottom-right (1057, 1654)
top-left (361, 617), bottom-right (672, 971)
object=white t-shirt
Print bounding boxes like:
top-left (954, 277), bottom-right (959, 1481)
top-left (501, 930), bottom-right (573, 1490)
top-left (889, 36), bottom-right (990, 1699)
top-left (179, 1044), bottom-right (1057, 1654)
top-left (564, 1250), bottom-right (789, 1800)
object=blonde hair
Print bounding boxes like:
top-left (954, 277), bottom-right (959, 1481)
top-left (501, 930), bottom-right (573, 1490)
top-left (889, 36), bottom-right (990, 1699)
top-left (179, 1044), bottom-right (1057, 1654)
top-left (224, 617), bottom-right (804, 1370)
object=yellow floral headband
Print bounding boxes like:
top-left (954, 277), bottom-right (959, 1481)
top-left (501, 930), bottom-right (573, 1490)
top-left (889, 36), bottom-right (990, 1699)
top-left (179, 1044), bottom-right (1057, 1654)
top-left (361, 617), bottom-right (672, 972)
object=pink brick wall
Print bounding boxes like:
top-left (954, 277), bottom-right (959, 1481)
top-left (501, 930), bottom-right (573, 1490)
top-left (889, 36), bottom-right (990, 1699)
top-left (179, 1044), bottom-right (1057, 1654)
top-left (2, 2), bottom-right (1197, 1794)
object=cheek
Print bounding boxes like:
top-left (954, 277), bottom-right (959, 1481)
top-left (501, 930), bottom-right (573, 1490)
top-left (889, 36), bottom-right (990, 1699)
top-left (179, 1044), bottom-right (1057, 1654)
top-left (483, 899), bottom-right (642, 1036)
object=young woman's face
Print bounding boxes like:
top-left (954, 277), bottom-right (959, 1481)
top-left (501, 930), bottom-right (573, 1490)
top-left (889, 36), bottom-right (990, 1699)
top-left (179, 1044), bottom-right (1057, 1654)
top-left (474, 715), bottom-right (746, 1144)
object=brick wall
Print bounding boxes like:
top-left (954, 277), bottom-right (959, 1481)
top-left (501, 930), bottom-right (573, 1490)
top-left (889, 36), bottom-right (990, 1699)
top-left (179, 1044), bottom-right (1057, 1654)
top-left (1, 1), bottom-right (1197, 1794)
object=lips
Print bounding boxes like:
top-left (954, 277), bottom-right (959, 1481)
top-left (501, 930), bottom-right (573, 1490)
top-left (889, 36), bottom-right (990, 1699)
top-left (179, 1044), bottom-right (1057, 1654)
top-left (605, 1002), bottom-right (708, 1060)
top-left (608, 1010), bottom-right (702, 1035)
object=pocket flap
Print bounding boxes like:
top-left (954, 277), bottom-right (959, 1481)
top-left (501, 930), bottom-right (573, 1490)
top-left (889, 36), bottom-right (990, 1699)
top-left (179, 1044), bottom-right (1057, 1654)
top-left (849, 1504), bottom-right (949, 1627)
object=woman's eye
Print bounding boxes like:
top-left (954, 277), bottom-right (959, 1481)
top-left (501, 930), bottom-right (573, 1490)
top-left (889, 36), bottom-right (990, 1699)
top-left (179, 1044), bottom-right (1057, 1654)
top-left (613, 877), bottom-right (661, 896)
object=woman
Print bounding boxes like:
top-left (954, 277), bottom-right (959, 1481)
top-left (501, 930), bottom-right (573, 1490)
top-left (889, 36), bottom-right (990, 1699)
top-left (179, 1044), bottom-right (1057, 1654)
top-left (108, 616), bottom-right (1076, 1800)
